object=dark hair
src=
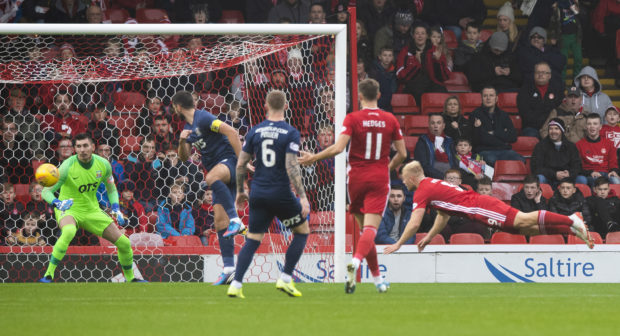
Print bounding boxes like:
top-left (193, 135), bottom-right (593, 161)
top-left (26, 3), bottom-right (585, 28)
top-left (478, 176), bottom-right (492, 186)
top-left (586, 113), bottom-right (601, 121)
top-left (558, 177), bottom-right (575, 186)
top-left (534, 61), bottom-right (550, 71)
top-left (358, 78), bottom-right (380, 101)
top-left (153, 114), bottom-right (171, 124)
top-left (378, 46), bottom-right (393, 54)
top-left (523, 174), bottom-right (539, 186)
top-left (72, 133), bottom-right (94, 146)
top-left (481, 85), bottom-right (497, 95)
top-left (444, 169), bottom-right (462, 178)
top-left (141, 135), bottom-right (155, 145)
top-left (171, 90), bottom-right (195, 110)
top-left (456, 137), bottom-right (471, 145)
top-left (594, 176), bottom-right (610, 188)
top-left (466, 21), bottom-right (480, 31)
top-left (390, 184), bottom-right (404, 192)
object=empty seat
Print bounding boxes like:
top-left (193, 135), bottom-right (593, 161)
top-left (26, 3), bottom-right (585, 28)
top-left (414, 232), bottom-right (446, 245)
top-left (108, 114), bottom-right (137, 136)
top-left (14, 183), bottom-right (31, 205)
top-left (445, 72), bottom-right (470, 92)
top-left (219, 10), bottom-right (245, 23)
top-left (575, 183), bottom-right (592, 197)
top-left (491, 182), bottom-right (520, 201)
top-left (403, 136), bottom-right (419, 154)
top-left (493, 160), bottom-right (528, 182)
top-left (498, 92), bottom-right (518, 114)
top-left (106, 8), bottom-right (129, 23)
top-left (509, 114), bottom-right (523, 134)
top-left (490, 232), bottom-right (527, 244)
top-left (170, 235), bottom-right (202, 247)
top-left (459, 92), bottom-right (481, 114)
top-left (610, 184), bottom-right (620, 197)
top-left (529, 234), bottom-right (565, 244)
top-left (421, 93), bottom-right (452, 114)
top-left (480, 29), bottom-right (493, 42)
top-left (136, 8), bottom-right (169, 23)
top-left (449, 233), bottom-right (484, 244)
top-left (113, 91), bottom-right (146, 112)
top-left (605, 231), bottom-right (620, 244)
top-left (567, 232), bottom-right (603, 245)
top-left (403, 115), bottom-right (429, 135)
top-left (32, 160), bottom-right (46, 173)
top-left (120, 136), bottom-right (143, 157)
top-left (444, 29), bottom-right (458, 49)
top-left (309, 211), bottom-right (335, 232)
top-left (512, 136), bottom-right (538, 158)
top-left (196, 93), bottom-right (226, 115)
top-left (391, 93), bottom-right (419, 114)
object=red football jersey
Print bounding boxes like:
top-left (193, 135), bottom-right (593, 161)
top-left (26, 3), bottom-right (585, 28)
top-left (341, 107), bottom-right (403, 183)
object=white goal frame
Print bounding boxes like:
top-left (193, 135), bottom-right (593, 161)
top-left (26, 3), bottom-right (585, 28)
top-left (0, 23), bottom-right (348, 282)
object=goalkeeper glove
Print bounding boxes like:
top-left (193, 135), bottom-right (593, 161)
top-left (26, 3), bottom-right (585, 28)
top-left (111, 203), bottom-right (125, 226)
top-left (52, 199), bottom-right (73, 211)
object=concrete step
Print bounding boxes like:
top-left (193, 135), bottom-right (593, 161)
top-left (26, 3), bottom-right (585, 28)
top-left (566, 67), bottom-right (605, 77)
top-left (567, 58), bottom-right (589, 66)
top-left (565, 78), bottom-right (616, 87)
top-left (484, 0), bottom-right (510, 8)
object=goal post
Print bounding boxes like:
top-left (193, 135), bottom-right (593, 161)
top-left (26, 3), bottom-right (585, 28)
top-left (0, 23), bottom-right (347, 283)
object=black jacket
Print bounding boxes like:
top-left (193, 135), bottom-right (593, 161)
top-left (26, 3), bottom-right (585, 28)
top-left (442, 114), bottom-right (473, 142)
top-left (586, 195), bottom-right (620, 237)
top-left (511, 189), bottom-right (548, 213)
top-left (517, 79), bottom-right (565, 130)
top-left (517, 43), bottom-right (567, 89)
top-left (469, 106), bottom-right (517, 152)
top-left (549, 189), bottom-right (591, 224)
top-left (531, 136), bottom-right (583, 183)
top-left (465, 43), bottom-right (522, 92)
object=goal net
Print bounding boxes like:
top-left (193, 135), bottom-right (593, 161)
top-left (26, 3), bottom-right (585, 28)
top-left (0, 24), bottom-right (347, 283)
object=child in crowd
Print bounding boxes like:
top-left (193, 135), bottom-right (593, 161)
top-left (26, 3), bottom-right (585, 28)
top-left (1, 182), bottom-right (24, 235)
top-left (454, 138), bottom-right (487, 189)
top-left (476, 176), bottom-right (493, 196)
top-left (6, 211), bottom-right (46, 246)
top-left (118, 180), bottom-right (149, 235)
top-left (454, 22), bottom-right (484, 71)
top-left (193, 189), bottom-right (215, 246)
top-left (601, 106), bottom-right (620, 149)
top-left (428, 25), bottom-right (453, 79)
top-left (156, 183), bottom-right (195, 239)
top-left (550, 0), bottom-right (582, 82)
top-left (549, 178), bottom-right (591, 222)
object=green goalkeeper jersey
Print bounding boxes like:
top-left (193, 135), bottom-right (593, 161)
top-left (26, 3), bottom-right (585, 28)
top-left (42, 154), bottom-right (119, 210)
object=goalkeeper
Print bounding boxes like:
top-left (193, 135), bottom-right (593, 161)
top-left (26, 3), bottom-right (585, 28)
top-left (39, 133), bottom-right (145, 283)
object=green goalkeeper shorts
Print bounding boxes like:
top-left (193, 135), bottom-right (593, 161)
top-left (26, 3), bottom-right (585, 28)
top-left (54, 208), bottom-right (113, 237)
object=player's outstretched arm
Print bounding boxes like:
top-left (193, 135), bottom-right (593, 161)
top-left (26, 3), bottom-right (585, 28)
top-left (388, 139), bottom-right (407, 172)
top-left (285, 152), bottom-right (310, 218)
top-left (235, 151), bottom-right (252, 208)
top-left (298, 133), bottom-right (350, 166)
top-left (178, 129), bottom-right (192, 162)
top-left (384, 208), bottom-right (425, 254)
top-left (418, 210), bottom-right (450, 252)
top-left (219, 122), bottom-right (242, 157)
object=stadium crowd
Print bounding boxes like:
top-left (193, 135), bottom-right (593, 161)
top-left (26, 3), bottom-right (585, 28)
top-left (2, 0), bottom-right (620, 247)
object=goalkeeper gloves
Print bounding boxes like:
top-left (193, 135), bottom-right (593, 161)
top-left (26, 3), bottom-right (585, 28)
top-left (52, 199), bottom-right (73, 211)
top-left (111, 203), bottom-right (125, 226)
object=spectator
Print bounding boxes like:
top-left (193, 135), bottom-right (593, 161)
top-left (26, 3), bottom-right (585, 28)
top-left (496, 1), bottom-right (520, 52)
top-left (469, 86), bottom-right (523, 166)
top-left (245, 0), bottom-right (274, 23)
top-left (454, 137), bottom-right (487, 189)
top-left (0, 88), bottom-right (45, 159)
top-left (413, 113), bottom-right (458, 179)
top-left (422, 0), bottom-right (486, 39)
top-left (518, 26), bottom-right (567, 89)
top-left (190, 3), bottom-right (210, 24)
top-left (375, 185), bottom-right (414, 245)
top-left (95, 143), bottom-right (125, 208)
top-left (117, 180), bottom-right (149, 236)
top-left (476, 176), bottom-right (493, 195)
top-left (85, 4), bottom-right (103, 24)
top-left (24, 181), bottom-right (56, 244)
top-left (86, 103), bottom-right (120, 155)
top-left (152, 114), bottom-right (179, 154)
top-left (587, 176), bottom-right (620, 237)
top-left (374, 10), bottom-right (414, 59)
top-left (311, 85), bottom-right (335, 134)
top-left (532, 118), bottom-right (586, 186)
top-left (5, 211), bottom-right (46, 246)
top-left (396, 21), bottom-right (448, 105)
top-left (592, 0), bottom-right (620, 84)
top-left (368, 47), bottom-right (397, 112)
top-left (193, 188), bottom-right (214, 246)
top-left (443, 168), bottom-right (491, 239)
top-left (548, 0), bottom-right (583, 82)
top-left (540, 86), bottom-right (590, 143)
top-left (41, 91), bottom-right (86, 143)
top-left (155, 148), bottom-right (204, 206)
top-left (218, 99), bottom-right (249, 137)
top-left (427, 25), bottom-right (453, 79)
top-left (454, 21), bottom-right (484, 71)
top-left (576, 113), bottom-right (620, 185)
top-left (309, 3), bottom-right (326, 24)
top-left (0, 182), bottom-right (24, 236)
top-left (231, 59), bottom-right (269, 106)
top-left (156, 183), bottom-right (195, 239)
top-left (45, 0), bottom-right (87, 23)
top-left (442, 95), bottom-right (472, 141)
top-left (465, 32), bottom-right (522, 93)
top-left (49, 137), bottom-right (74, 167)
top-left (517, 61), bottom-right (565, 137)
top-left (1, 118), bottom-right (34, 184)
top-left (356, 22), bottom-right (373, 72)
top-left (549, 178), bottom-right (591, 223)
top-left (357, 0), bottom-right (395, 46)
top-left (574, 66), bottom-right (613, 119)
top-left (125, 136), bottom-right (160, 212)
top-left (309, 125), bottom-right (335, 211)
top-left (268, 0), bottom-right (310, 23)
top-left (511, 174), bottom-right (548, 212)
top-left (601, 106), bottom-right (620, 148)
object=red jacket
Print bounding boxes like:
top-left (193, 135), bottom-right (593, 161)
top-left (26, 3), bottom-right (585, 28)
top-left (41, 111), bottom-right (86, 138)
top-left (600, 124), bottom-right (620, 149)
top-left (576, 136), bottom-right (619, 175)
top-left (593, 0), bottom-right (620, 33)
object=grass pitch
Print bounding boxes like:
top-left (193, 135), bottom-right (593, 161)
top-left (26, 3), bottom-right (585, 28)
top-left (1, 283), bottom-right (619, 336)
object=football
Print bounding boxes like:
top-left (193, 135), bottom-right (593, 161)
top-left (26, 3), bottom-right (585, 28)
top-left (35, 163), bottom-right (60, 187)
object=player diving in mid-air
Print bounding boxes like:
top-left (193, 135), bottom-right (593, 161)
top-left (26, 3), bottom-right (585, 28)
top-left (227, 90), bottom-right (311, 298)
top-left (39, 133), bottom-right (146, 282)
top-left (171, 90), bottom-right (247, 285)
top-left (384, 161), bottom-right (594, 255)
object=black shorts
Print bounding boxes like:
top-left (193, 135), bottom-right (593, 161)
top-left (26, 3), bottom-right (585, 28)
top-left (248, 193), bottom-right (304, 233)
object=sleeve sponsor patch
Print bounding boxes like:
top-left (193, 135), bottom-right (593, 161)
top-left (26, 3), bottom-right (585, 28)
top-left (210, 119), bottom-right (222, 133)
top-left (289, 142), bottom-right (299, 152)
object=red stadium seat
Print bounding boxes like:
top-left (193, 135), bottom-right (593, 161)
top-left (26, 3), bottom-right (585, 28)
top-left (136, 8), bottom-right (169, 23)
top-left (108, 114), bottom-right (137, 136)
top-left (120, 136), bottom-right (143, 157)
top-left (403, 115), bottom-right (429, 136)
top-left (403, 136), bottom-right (419, 154)
top-left (14, 183), bottom-right (31, 205)
top-left (414, 232), bottom-right (445, 245)
top-left (445, 72), bottom-right (470, 92)
top-left (391, 93), bottom-right (419, 114)
top-left (449, 233), bottom-right (484, 244)
top-left (480, 29), bottom-right (493, 42)
top-left (113, 91), bottom-right (146, 112)
top-left (610, 184), bottom-right (620, 197)
top-left (170, 235), bottom-right (202, 247)
top-left (106, 8), bottom-right (129, 23)
top-left (32, 160), bottom-right (46, 173)
top-left (575, 184), bottom-right (592, 197)
top-left (509, 115), bottom-right (522, 135)
top-left (444, 29), bottom-right (458, 49)
top-left (529, 234), bottom-right (565, 244)
top-left (196, 93), bottom-right (226, 115)
top-left (421, 93), bottom-right (452, 114)
top-left (458, 92), bottom-right (481, 114)
top-left (309, 211), bottom-right (335, 233)
top-left (539, 183), bottom-right (554, 199)
top-left (567, 232), bottom-right (603, 245)
top-left (219, 10), bottom-right (245, 23)
top-left (493, 160), bottom-right (528, 182)
top-left (512, 136), bottom-right (538, 158)
top-left (307, 233), bottom-right (333, 247)
top-left (490, 232), bottom-right (527, 244)
top-left (605, 232), bottom-right (620, 244)
top-left (498, 92), bottom-right (518, 114)
top-left (491, 182), bottom-right (520, 201)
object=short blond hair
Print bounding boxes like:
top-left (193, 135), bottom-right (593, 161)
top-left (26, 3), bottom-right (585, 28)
top-left (402, 160), bottom-right (423, 178)
top-left (266, 90), bottom-right (287, 111)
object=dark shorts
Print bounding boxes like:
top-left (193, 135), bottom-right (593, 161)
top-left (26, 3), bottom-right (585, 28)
top-left (210, 156), bottom-right (237, 206)
top-left (248, 193), bottom-right (304, 234)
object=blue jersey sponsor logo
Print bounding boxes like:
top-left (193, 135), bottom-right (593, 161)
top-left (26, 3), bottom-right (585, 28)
top-left (484, 257), bottom-right (595, 282)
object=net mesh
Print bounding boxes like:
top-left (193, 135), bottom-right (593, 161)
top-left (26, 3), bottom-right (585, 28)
top-left (0, 31), bottom-right (338, 283)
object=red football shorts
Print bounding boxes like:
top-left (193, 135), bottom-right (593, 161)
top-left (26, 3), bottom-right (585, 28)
top-left (348, 181), bottom-right (389, 215)
top-left (473, 195), bottom-right (520, 233)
